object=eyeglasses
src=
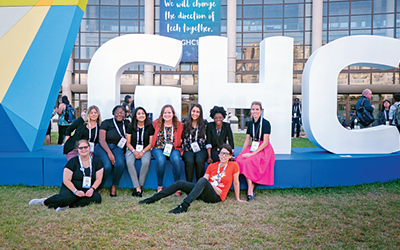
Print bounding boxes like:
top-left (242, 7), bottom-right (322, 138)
top-left (77, 146), bottom-right (89, 150)
top-left (219, 151), bottom-right (231, 156)
top-left (115, 112), bottom-right (125, 115)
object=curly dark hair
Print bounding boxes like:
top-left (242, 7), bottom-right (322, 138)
top-left (209, 106), bottom-right (226, 119)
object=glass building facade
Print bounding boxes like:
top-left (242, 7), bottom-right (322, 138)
top-left (69, 0), bottom-right (400, 123)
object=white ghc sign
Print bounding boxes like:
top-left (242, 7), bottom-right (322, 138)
top-left (88, 34), bottom-right (400, 154)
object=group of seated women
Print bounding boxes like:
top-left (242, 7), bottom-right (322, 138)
top-left (29, 101), bottom-right (275, 213)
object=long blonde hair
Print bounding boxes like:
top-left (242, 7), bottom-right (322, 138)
top-left (84, 105), bottom-right (102, 125)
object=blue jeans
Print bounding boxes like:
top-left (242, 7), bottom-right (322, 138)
top-left (94, 143), bottom-right (126, 188)
top-left (152, 148), bottom-right (181, 187)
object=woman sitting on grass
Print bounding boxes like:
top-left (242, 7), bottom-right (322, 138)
top-left (138, 144), bottom-right (246, 214)
top-left (29, 139), bottom-right (104, 212)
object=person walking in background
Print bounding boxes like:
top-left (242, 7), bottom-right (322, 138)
top-left (291, 98), bottom-right (301, 138)
top-left (356, 89), bottom-right (375, 128)
top-left (122, 95), bottom-right (135, 114)
top-left (389, 94), bottom-right (400, 132)
top-left (378, 100), bottom-right (391, 125)
top-left (55, 96), bottom-right (72, 144)
top-left (81, 109), bottom-right (87, 118)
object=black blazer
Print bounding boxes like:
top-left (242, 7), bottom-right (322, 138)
top-left (206, 122), bottom-right (234, 150)
top-left (63, 117), bottom-right (100, 154)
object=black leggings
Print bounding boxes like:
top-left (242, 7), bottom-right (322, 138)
top-left (58, 125), bottom-right (68, 144)
top-left (183, 149), bottom-right (207, 183)
top-left (153, 178), bottom-right (221, 207)
top-left (44, 186), bottom-right (101, 209)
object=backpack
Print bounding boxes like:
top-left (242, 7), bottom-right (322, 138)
top-left (356, 98), bottom-right (374, 127)
top-left (393, 102), bottom-right (400, 125)
top-left (64, 104), bottom-right (76, 123)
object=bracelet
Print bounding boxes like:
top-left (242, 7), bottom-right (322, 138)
top-left (73, 189), bottom-right (78, 194)
top-left (91, 187), bottom-right (96, 191)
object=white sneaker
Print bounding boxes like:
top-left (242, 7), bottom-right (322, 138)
top-left (29, 198), bottom-right (46, 206)
top-left (55, 206), bottom-right (68, 212)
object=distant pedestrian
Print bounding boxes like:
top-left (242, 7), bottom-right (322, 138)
top-left (122, 95), bottom-right (134, 114)
top-left (389, 94), bottom-right (400, 132)
top-left (355, 89), bottom-right (375, 128)
top-left (291, 98), bottom-right (301, 138)
top-left (55, 96), bottom-right (72, 144)
top-left (377, 100), bottom-right (391, 125)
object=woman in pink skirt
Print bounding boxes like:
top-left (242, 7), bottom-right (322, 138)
top-left (236, 101), bottom-right (275, 201)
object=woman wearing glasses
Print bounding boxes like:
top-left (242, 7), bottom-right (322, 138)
top-left (139, 144), bottom-right (245, 214)
top-left (29, 139), bottom-right (104, 211)
top-left (236, 101), bottom-right (275, 201)
top-left (206, 106), bottom-right (234, 164)
top-left (94, 105), bottom-right (129, 197)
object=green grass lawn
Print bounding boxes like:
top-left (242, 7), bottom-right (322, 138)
top-left (233, 133), bottom-right (317, 148)
top-left (2, 181), bottom-right (400, 249)
top-left (26, 132), bottom-right (400, 248)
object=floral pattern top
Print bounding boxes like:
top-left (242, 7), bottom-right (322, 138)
top-left (154, 126), bottom-right (173, 149)
top-left (182, 126), bottom-right (207, 152)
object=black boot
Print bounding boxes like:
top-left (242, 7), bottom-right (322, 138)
top-left (138, 196), bottom-right (156, 204)
top-left (169, 203), bottom-right (189, 214)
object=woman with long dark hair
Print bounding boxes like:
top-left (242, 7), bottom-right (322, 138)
top-left (139, 144), bottom-right (245, 214)
top-left (126, 107), bottom-right (154, 197)
top-left (151, 104), bottom-right (184, 194)
top-left (182, 104), bottom-right (208, 183)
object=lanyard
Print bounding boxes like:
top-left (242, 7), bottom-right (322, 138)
top-left (189, 127), bottom-right (198, 142)
top-left (253, 118), bottom-right (263, 141)
top-left (88, 123), bottom-right (98, 142)
top-left (78, 156), bottom-right (92, 177)
top-left (164, 126), bottom-right (174, 143)
top-left (217, 162), bottom-right (228, 184)
top-left (113, 118), bottom-right (126, 138)
top-left (137, 126), bottom-right (145, 145)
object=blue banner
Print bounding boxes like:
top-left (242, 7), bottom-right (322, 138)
top-left (160, 0), bottom-right (221, 62)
